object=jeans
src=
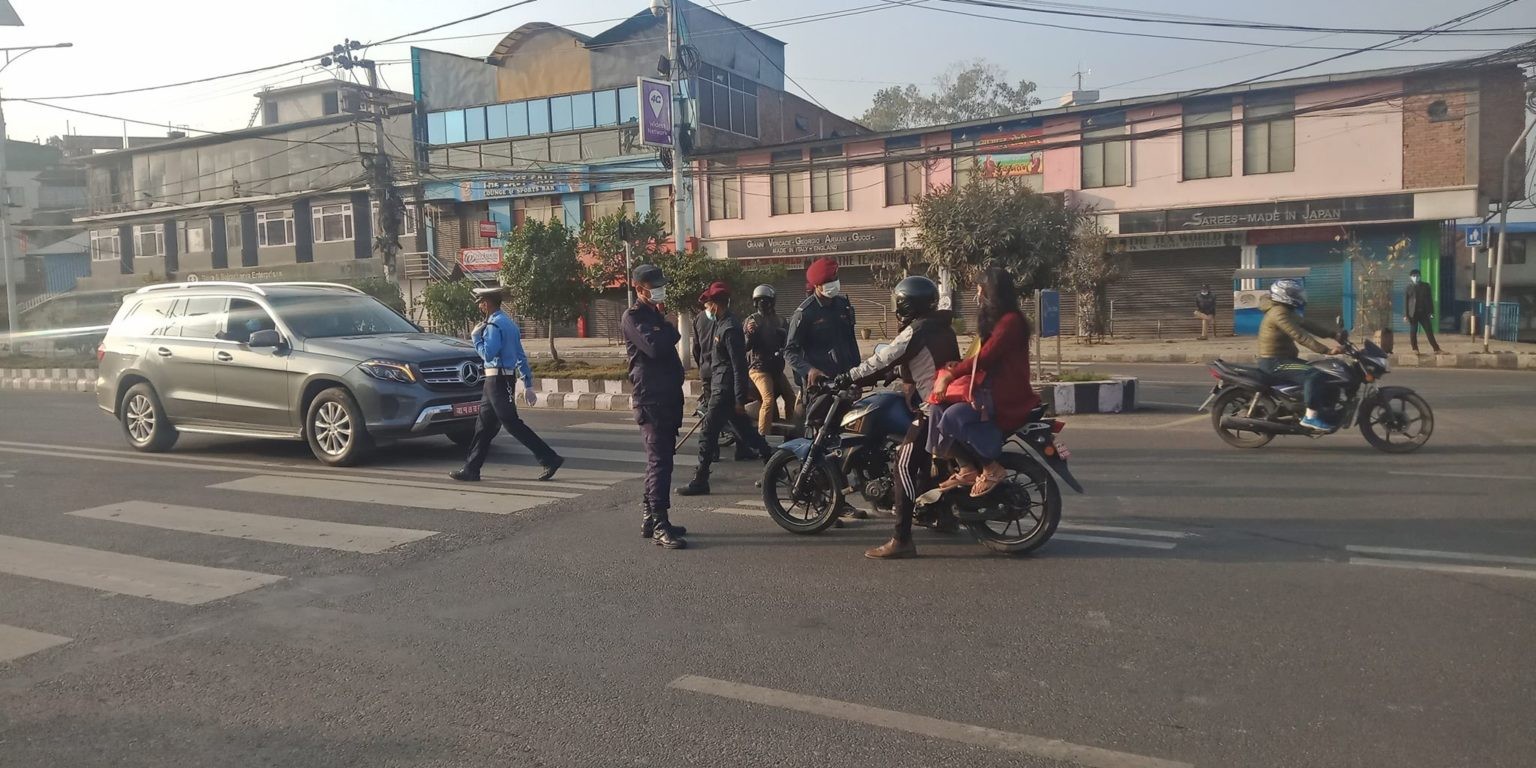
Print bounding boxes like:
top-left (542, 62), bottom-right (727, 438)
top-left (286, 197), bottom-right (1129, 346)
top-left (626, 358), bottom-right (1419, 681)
top-left (1258, 357), bottom-right (1330, 411)
top-left (463, 376), bottom-right (560, 472)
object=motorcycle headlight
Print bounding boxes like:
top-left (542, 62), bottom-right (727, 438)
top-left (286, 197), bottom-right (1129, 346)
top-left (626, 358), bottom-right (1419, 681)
top-left (358, 359), bottom-right (417, 384)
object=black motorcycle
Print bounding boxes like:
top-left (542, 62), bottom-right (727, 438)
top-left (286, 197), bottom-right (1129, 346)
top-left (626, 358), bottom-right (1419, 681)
top-left (1200, 338), bottom-right (1433, 453)
top-left (762, 379), bottom-right (1081, 555)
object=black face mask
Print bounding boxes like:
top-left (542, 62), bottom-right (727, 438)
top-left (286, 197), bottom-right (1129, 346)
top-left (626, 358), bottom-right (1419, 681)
top-left (755, 301), bottom-right (775, 314)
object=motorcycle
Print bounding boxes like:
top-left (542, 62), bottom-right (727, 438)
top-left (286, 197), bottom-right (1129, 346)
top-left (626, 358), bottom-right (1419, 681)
top-left (1199, 337), bottom-right (1433, 453)
top-left (761, 377), bottom-right (1082, 555)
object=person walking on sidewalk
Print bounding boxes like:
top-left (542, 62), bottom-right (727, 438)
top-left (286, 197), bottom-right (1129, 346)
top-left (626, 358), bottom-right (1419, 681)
top-left (1195, 284), bottom-right (1217, 340)
top-left (744, 284), bottom-right (795, 438)
top-left (621, 265), bottom-right (688, 549)
top-left (678, 282), bottom-right (773, 497)
top-left (1405, 269), bottom-right (1443, 354)
top-left (451, 287), bottom-right (564, 483)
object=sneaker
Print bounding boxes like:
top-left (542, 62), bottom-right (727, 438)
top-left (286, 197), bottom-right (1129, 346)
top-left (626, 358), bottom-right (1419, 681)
top-left (538, 456), bottom-right (564, 481)
top-left (1299, 415), bottom-right (1335, 431)
top-left (449, 469), bottom-right (480, 482)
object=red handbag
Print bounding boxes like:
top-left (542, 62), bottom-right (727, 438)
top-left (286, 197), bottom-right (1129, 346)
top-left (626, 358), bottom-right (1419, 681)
top-left (929, 371), bottom-right (973, 405)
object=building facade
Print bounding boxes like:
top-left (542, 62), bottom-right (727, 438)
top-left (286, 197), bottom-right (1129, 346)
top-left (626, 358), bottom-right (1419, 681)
top-left (693, 61), bottom-right (1528, 339)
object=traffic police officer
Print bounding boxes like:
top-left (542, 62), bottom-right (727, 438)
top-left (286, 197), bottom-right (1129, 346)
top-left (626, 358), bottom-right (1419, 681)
top-left (621, 264), bottom-right (688, 549)
top-left (677, 282), bottom-right (773, 497)
top-left (452, 286), bottom-right (564, 482)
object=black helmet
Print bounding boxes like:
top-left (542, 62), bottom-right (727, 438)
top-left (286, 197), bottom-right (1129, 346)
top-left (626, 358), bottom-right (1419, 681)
top-left (893, 276), bottom-right (939, 321)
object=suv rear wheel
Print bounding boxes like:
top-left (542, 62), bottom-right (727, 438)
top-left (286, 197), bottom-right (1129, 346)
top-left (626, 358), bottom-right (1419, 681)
top-left (120, 382), bottom-right (179, 452)
top-left (305, 387), bottom-right (372, 466)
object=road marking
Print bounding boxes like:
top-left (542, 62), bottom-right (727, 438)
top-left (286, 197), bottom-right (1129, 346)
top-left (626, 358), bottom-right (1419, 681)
top-left (0, 535), bottom-right (284, 605)
top-left (1053, 534), bottom-right (1178, 550)
top-left (1346, 545), bottom-right (1536, 568)
top-left (0, 624), bottom-right (71, 663)
top-left (549, 445), bottom-right (698, 467)
top-left (1062, 523), bottom-right (1195, 540)
top-left (68, 501), bottom-right (438, 554)
top-left (212, 475), bottom-right (551, 515)
top-left (1350, 557), bottom-right (1536, 581)
top-left (668, 674), bottom-right (1193, 768)
top-left (566, 421), bottom-right (702, 432)
top-left (1387, 471), bottom-right (1534, 482)
top-left (710, 507), bottom-right (769, 517)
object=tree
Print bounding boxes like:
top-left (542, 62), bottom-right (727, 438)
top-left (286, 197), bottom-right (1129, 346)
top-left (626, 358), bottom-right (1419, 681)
top-left (579, 210), bottom-right (670, 296)
top-left (860, 59), bottom-right (1040, 131)
top-left (501, 218), bottom-right (590, 362)
top-left (1059, 218), bottom-right (1127, 344)
top-left (416, 278), bottom-right (480, 339)
top-left (907, 176), bottom-right (1076, 292)
top-left (647, 248), bottom-right (783, 365)
top-left (349, 275), bottom-right (406, 314)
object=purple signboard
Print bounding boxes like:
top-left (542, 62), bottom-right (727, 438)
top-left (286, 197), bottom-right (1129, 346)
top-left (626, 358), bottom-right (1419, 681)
top-left (638, 77), bottom-right (673, 148)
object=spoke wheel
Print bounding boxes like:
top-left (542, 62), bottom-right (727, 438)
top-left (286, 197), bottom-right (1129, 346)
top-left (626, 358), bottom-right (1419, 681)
top-left (314, 402), bottom-right (353, 455)
top-left (306, 388), bottom-right (372, 467)
top-left (1210, 388), bottom-right (1276, 449)
top-left (967, 453), bottom-right (1061, 555)
top-left (119, 383), bottom-right (177, 452)
top-left (762, 450), bottom-right (842, 534)
top-left (1359, 391), bottom-right (1434, 454)
top-left (125, 394), bottom-right (155, 442)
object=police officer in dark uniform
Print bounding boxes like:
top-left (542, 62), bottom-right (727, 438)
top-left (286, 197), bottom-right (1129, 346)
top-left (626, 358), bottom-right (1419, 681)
top-left (785, 256), bottom-right (864, 518)
top-left (621, 264), bottom-right (688, 549)
top-left (677, 282), bottom-right (773, 497)
top-left (692, 304), bottom-right (746, 461)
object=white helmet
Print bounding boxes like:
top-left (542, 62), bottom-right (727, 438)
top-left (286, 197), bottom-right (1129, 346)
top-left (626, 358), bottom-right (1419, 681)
top-left (1269, 279), bottom-right (1307, 308)
top-left (752, 284), bottom-right (776, 301)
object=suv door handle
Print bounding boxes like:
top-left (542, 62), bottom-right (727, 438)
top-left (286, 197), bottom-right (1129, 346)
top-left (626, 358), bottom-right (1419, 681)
top-left (215, 351), bottom-right (234, 362)
top-left (156, 347), bottom-right (173, 357)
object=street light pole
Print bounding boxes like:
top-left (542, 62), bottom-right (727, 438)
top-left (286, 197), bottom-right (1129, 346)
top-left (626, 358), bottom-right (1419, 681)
top-left (665, 0), bottom-right (686, 251)
top-left (1483, 117), bottom-right (1536, 353)
top-left (0, 42), bottom-right (71, 337)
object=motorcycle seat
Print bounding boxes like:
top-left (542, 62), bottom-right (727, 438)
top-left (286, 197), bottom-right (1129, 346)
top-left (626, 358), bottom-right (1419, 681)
top-left (1213, 359), bottom-right (1284, 386)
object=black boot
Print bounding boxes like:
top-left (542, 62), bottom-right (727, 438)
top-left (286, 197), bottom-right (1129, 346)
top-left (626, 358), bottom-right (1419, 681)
top-left (642, 502), bottom-right (686, 538)
top-left (675, 467), bottom-right (711, 496)
top-left (651, 509), bottom-right (688, 549)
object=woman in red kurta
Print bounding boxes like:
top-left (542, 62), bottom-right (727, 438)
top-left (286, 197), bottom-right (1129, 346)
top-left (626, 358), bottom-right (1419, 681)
top-left (931, 267), bottom-right (1040, 496)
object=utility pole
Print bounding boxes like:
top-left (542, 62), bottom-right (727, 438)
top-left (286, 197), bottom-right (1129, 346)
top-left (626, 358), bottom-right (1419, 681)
top-left (322, 40), bottom-right (401, 281)
top-left (0, 42), bottom-right (72, 337)
top-left (1484, 117), bottom-right (1536, 353)
top-left (665, 0), bottom-right (687, 251)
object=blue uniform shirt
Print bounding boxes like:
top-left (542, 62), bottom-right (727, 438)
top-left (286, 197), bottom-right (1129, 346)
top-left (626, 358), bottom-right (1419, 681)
top-left (472, 310), bottom-right (534, 388)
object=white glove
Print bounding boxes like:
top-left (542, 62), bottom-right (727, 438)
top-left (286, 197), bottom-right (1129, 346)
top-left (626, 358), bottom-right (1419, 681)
top-left (523, 389), bottom-right (538, 407)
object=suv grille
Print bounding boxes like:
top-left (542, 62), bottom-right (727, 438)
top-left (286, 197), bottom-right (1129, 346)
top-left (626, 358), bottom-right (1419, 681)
top-left (419, 358), bottom-right (484, 391)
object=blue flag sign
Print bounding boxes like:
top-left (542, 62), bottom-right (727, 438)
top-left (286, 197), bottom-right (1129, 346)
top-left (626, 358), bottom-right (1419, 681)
top-left (1466, 226), bottom-right (1486, 248)
top-left (1040, 290), bottom-right (1061, 338)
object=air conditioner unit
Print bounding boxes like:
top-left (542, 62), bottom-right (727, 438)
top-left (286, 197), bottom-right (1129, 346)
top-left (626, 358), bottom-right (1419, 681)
top-left (1234, 289), bottom-right (1267, 310)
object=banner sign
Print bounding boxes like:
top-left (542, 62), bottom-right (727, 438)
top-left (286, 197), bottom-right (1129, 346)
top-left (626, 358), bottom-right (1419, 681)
top-left (478, 221), bottom-right (499, 239)
top-left (424, 174), bottom-right (589, 202)
top-left (1114, 232), bottom-right (1246, 252)
top-left (974, 127), bottom-right (1044, 178)
top-left (1119, 194), bottom-right (1415, 234)
top-left (638, 77), bottom-right (673, 149)
top-left (460, 247), bottom-right (502, 273)
top-left (726, 228), bottom-right (897, 259)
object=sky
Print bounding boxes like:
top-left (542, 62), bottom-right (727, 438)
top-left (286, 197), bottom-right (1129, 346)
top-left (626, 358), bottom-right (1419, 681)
top-left (0, 0), bottom-right (1531, 144)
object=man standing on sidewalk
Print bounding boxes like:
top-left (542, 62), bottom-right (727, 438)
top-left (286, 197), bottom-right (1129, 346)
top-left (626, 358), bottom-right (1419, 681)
top-left (452, 287), bottom-right (564, 483)
top-left (621, 265), bottom-right (688, 549)
top-left (1405, 269), bottom-right (1443, 354)
top-left (1195, 284), bottom-right (1217, 340)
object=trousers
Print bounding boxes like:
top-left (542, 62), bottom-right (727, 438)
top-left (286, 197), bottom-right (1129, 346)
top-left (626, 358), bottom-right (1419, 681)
top-left (749, 368), bottom-right (796, 436)
top-left (892, 414), bottom-right (932, 543)
top-left (1259, 357), bottom-right (1330, 411)
top-left (463, 375), bottom-right (559, 472)
top-left (698, 383), bottom-right (770, 470)
top-left (636, 402), bottom-right (682, 512)
top-left (1408, 317), bottom-right (1441, 352)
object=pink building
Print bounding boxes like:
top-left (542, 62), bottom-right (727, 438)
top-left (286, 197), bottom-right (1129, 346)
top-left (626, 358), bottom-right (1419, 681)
top-left (692, 61), bottom-right (1527, 338)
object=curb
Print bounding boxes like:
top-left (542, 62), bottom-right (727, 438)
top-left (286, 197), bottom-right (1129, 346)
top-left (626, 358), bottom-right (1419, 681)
top-left (0, 368), bottom-right (95, 393)
top-left (1063, 350), bottom-right (1532, 370)
top-left (1048, 377), bottom-right (1137, 415)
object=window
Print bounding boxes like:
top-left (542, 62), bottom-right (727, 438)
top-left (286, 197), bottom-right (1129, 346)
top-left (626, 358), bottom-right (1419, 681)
top-left (572, 92), bottom-right (596, 130)
top-left (322, 91), bottom-right (340, 116)
top-left (372, 201), bottom-right (419, 239)
top-left (595, 89), bottom-right (619, 126)
top-left (445, 110), bottom-right (467, 144)
top-left (580, 131), bottom-right (621, 160)
top-left (263, 101), bottom-right (278, 125)
top-left (550, 95), bottom-right (574, 132)
top-left (176, 296), bottom-right (225, 340)
top-left (312, 203), bottom-right (354, 243)
top-left (507, 101), bottom-right (530, 137)
top-left (1183, 101), bottom-right (1233, 180)
top-left (447, 147), bottom-right (481, 169)
top-left (179, 219), bottom-right (209, 253)
top-left (811, 145), bottom-right (846, 212)
top-left (90, 229), bottom-right (121, 263)
top-left (133, 224), bottom-right (164, 258)
top-left (1243, 95), bottom-right (1295, 175)
top-left (256, 209), bottom-right (295, 247)
top-left (771, 150), bottom-right (805, 216)
top-left (266, 295), bottom-right (418, 338)
top-left (226, 216), bottom-right (244, 252)
top-left (225, 299), bottom-right (277, 344)
top-left (1081, 121), bottom-right (1128, 189)
top-left (512, 196), bottom-right (563, 227)
top-left (465, 107), bottom-right (487, 143)
top-left (550, 134), bottom-right (581, 163)
top-left (618, 87), bottom-right (638, 124)
top-left (527, 98), bottom-right (551, 134)
top-left (488, 104), bottom-right (509, 139)
top-left (122, 297), bottom-right (179, 337)
top-left (480, 142), bottom-right (513, 168)
top-left (513, 138), bottom-right (550, 168)
top-left (650, 185), bottom-right (674, 236)
top-left (694, 63), bottom-right (759, 138)
top-left (581, 190), bottom-right (636, 223)
top-left (707, 160), bottom-right (741, 220)
top-left (883, 160), bottom-right (922, 206)
top-left (427, 112), bottom-right (447, 144)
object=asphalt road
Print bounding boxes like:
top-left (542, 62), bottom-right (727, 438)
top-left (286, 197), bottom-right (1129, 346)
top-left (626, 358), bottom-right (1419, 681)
top-left (1, 363), bottom-right (1534, 768)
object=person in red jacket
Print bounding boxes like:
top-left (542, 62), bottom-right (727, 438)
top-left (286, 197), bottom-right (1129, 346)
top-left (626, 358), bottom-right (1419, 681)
top-left (931, 266), bottom-right (1041, 497)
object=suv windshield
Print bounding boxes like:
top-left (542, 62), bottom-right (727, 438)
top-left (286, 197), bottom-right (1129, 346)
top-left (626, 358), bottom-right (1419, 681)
top-left (268, 294), bottom-right (418, 338)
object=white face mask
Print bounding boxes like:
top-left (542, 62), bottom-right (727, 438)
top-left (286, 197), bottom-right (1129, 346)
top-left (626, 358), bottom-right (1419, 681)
top-left (646, 286), bottom-right (667, 304)
top-left (704, 308), bottom-right (717, 321)
top-left (1410, 275), bottom-right (1420, 284)
top-left (819, 280), bottom-right (842, 299)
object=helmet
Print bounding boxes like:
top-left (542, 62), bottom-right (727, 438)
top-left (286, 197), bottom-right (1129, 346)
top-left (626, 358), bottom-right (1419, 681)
top-left (893, 276), bottom-right (940, 321)
top-left (752, 284), bottom-right (776, 301)
top-left (1269, 279), bottom-right (1307, 308)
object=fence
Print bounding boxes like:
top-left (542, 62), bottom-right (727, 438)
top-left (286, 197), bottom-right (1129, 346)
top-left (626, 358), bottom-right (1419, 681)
top-left (1457, 300), bottom-right (1521, 341)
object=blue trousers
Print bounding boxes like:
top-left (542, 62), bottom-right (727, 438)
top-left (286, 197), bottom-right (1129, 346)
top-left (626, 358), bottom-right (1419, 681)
top-left (1259, 357), bottom-right (1330, 411)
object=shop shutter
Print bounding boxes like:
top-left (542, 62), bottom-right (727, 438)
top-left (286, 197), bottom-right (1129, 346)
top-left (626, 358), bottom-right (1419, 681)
top-left (1103, 247), bottom-right (1241, 339)
top-left (839, 266), bottom-right (898, 341)
top-left (591, 289), bottom-right (627, 341)
top-left (1258, 243), bottom-right (1347, 329)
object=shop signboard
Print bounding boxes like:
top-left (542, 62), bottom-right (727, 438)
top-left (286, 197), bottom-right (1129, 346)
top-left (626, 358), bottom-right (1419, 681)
top-left (1119, 194), bottom-right (1415, 234)
top-left (975, 127), bottom-right (1043, 179)
top-left (638, 77), bottom-right (673, 149)
top-left (460, 247), bottom-right (502, 273)
top-left (726, 228), bottom-right (897, 259)
top-left (478, 221), bottom-right (499, 239)
top-left (1114, 232), bottom-right (1246, 252)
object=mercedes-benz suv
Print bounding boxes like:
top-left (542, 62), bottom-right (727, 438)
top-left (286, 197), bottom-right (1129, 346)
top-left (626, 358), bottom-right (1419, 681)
top-left (96, 281), bottom-right (486, 466)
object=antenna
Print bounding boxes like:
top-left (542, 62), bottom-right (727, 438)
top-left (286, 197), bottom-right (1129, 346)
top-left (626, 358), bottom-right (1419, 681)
top-left (1072, 64), bottom-right (1092, 91)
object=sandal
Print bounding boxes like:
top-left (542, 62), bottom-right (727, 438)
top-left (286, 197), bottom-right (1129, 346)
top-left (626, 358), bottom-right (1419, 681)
top-left (917, 469), bottom-right (978, 505)
top-left (969, 464), bottom-right (1009, 498)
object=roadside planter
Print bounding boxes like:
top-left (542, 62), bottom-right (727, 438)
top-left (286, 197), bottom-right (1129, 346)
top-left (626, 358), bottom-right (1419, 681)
top-left (1048, 375), bottom-right (1138, 415)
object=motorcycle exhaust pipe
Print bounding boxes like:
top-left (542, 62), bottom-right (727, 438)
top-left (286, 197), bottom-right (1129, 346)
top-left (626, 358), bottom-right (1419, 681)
top-left (1220, 416), bottom-right (1312, 436)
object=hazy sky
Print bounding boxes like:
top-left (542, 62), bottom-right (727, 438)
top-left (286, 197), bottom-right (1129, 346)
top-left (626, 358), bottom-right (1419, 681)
top-left (0, 0), bottom-right (1531, 143)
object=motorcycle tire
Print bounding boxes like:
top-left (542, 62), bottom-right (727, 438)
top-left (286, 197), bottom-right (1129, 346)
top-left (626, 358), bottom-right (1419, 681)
top-left (967, 454), bottom-right (1061, 556)
top-left (1210, 387), bottom-right (1276, 449)
top-left (1358, 391), bottom-right (1433, 454)
top-left (762, 450), bottom-right (844, 535)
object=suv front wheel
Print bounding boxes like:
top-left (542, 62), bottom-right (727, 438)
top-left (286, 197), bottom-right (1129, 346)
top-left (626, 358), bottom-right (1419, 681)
top-left (305, 387), bottom-right (372, 467)
top-left (120, 382), bottom-right (178, 452)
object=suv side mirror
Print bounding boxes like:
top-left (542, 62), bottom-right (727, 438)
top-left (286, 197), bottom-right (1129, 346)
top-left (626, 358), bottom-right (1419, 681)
top-left (248, 329), bottom-right (284, 349)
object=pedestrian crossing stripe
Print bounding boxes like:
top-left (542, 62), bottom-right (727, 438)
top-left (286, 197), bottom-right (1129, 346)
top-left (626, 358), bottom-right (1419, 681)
top-left (0, 534), bottom-right (284, 605)
top-left (0, 623), bottom-right (70, 663)
top-left (211, 476), bottom-right (550, 515)
top-left (68, 501), bottom-right (439, 554)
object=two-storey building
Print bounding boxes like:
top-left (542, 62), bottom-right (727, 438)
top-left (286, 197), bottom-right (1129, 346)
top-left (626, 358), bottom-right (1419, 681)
top-left (693, 59), bottom-right (1528, 339)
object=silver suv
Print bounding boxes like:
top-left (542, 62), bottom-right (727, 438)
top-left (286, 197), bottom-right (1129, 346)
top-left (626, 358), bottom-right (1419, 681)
top-left (96, 281), bottom-right (486, 466)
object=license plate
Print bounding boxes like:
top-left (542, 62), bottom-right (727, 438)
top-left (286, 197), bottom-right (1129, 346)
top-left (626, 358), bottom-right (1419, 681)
top-left (1055, 441), bottom-right (1071, 460)
top-left (452, 402), bottom-right (481, 418)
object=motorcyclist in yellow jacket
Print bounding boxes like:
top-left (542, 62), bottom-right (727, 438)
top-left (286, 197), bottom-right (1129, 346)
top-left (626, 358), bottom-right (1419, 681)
top-left (1258, 279), bottom-right (1344, 431)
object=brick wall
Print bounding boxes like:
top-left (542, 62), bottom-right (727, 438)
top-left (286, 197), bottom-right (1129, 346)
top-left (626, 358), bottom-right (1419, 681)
top-left (1476, 66), bottom-right (1529, 203)
top-left (1402, 76), bottom-right (1473, 190)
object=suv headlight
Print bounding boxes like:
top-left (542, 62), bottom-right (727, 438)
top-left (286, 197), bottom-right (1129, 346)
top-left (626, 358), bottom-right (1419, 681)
top-left (358, 359), bottom-right (417, 384)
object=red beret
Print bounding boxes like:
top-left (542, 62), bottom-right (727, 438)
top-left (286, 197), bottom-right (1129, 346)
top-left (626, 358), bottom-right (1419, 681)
top-left (699, 280), bottom-right (731, 303)
top-left (805, 257), bottom-right (839, 287)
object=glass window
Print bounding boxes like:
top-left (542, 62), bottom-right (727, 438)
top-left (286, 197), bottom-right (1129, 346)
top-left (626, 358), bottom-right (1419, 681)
top-left (225, 216), bottom-right (243, 252)
top-left (225, 299), bottom-right (277, 344)
top-left (698, 80), bottom-right (715, 132)
top-left (810, 145), bottom-right (845, 212)
top-left (550, 95), bottom-right (573, 132)
top-left (179, 219), bottom-right (209, 253)
top-left (1081, 126), bottom-right (1128, 189)
top-left (707, 160), bottom-right (741, 220)
top-left (595, 89), bottom-right (618, 126)
top-left (427, 112), bottom-right (447, 145)
top-left (372, 200), bottom-right (419, 240)
top-left (1244, 96), bottom-right (1295, 175)
top-left (514, 138), bottom-right (550, 167)
top-left (90, 229), bottom-right (121, 262)
top-left (134, 224), bottom-right (165, 258)
top-left (696, 63), bottom-right (760, 137)
top-left (480, 142), bottom-right (513, 168)
top-left (581, 131), bottom-right (621, 160)
top-left (312, 203), bottom-right (355, 243)
top-left (550, 134), bottom-right (581, 163)
top-left (1182, 101), bottom-right (1233, 180)
top-left (884, 161), bottom-right (922, 206)
top-left (121, 297), bottom-right (178, 337)
top-left (177, 296), bottom-right (225, 340)
top-left (487, 104), bottom-right (510, 140)
top-left (256, 209), bottom-right (295, 248)
top-left (507, 101), bottom-right (529, 137)
top-left (771, 149), bottom-right (804, 216)
top-left (730, 91), bottom-right (747, 136)
top-left (618, 87), bottom-right (638, 123)
top-left (581, 189), bottom-right (635, 223)
top-left (444, 110), bottom-right (466, 144)
top-left (527, 98), bottom-right (550, 134)
top-left (447, 146), bottom-right (482, 169)
top-left (572, 92), bottom-right (595, 130)
top-left (512, 195), bottom-right (564, 227)
top-left (464, 107), bottom-right (487, 142)
top-left (744, 93), bottom-right (758, 139)
top-left (429, 148), bottom-right (450, 169)
top-left (266, 295), bottom-right (417, 338)
top-left (650, 185), bottom-right (673, 236)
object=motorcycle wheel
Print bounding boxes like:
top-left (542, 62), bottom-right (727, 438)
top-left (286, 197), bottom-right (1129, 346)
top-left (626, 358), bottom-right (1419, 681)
top-left (1358, 391), bottom-right (1433, 453)
top-left (762, 450), bottom-right (844, 535)
top-left (1210, 388), bottom-right (1276, 449)
top-left (967, 454), bottom-right (1061, 555)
